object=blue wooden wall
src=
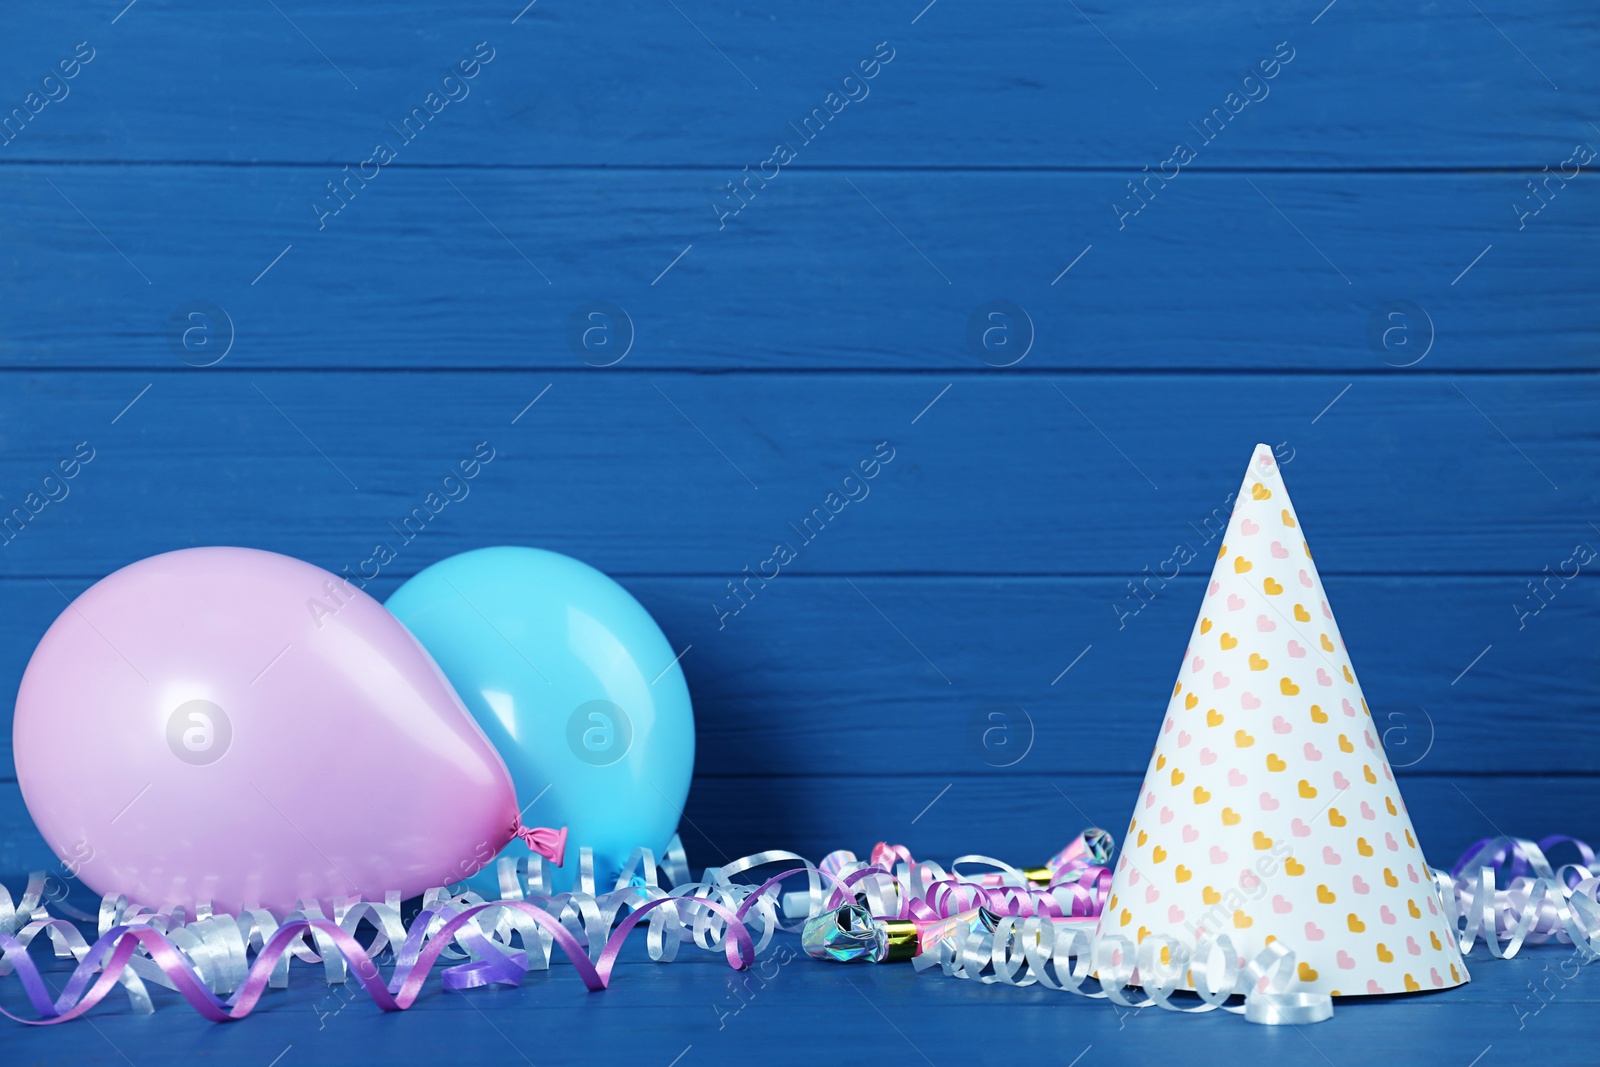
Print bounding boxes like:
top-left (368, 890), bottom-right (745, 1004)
top-left (1, 0), bottom-right (1596, 885)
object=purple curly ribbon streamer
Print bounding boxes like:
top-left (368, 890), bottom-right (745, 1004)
top-left (0, 835), bottom-right (1111, 1025)
top-left (0, 895), bottom-right (755, 1025)
top-left (0, 859), bottom-right (864, 1026)
top-left (1449, 835), bottom-right (1595, 884)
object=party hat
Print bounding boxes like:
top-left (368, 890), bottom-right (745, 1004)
top-left (1098, 444), bottom-right (1467, 997)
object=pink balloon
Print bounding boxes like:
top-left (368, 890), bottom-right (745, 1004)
top-left (12, 547), bottom-right (519, 912)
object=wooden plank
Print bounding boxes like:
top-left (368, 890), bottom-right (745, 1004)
top-left (0, 372), bottom-right (1592, 580)
top-left (1, 166), bottom-right (1594, 371)
top-left (0, 2), bottom-right (1591, 167)
top-left (0, 573), bottom-right (1592, 777)
top-left (2, 774), bottom-right (1591, 900)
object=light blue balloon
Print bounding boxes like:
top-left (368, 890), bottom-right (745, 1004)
top-left (385, 547), bottom-right (693, 894)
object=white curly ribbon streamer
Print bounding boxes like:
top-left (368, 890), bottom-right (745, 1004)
top-left (915, 920), bottom-right (1332, 1024)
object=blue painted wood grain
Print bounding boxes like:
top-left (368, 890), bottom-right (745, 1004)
top-left (1, 0), bottom-right (1595, 1059)
top-left (0, 169), bottom-right (1593, 370)
top-left (0, 573), bottom-right (1593, 776)
top-left (0, 373), bottom-right (1593, 580)
top-left (0, 2), bottom-right (1593, 167)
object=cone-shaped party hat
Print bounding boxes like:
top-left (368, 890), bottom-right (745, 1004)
top-left (1097, 444), bottom-right (1467, 997)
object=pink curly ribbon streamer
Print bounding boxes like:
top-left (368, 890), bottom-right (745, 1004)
top-left (818, 838), bottom-right (1113, 922)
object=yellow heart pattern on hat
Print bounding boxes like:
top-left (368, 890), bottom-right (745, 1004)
top-left (1096, 444), bottom-right (1469, 999)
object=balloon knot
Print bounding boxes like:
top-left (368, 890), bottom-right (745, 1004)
top-left (514, 822), bottom-right (568, 867)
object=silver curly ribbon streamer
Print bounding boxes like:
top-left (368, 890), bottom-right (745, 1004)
top-left (0, 835), bottom-right (826, 1021)
top-left (5, 833), bottom-right (1589, 1026)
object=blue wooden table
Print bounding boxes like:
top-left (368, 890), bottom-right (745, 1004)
top-left (2, 0), bottom-right (1596, 1060)
top-left (3, 936), bottom-right (1596, 1064)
